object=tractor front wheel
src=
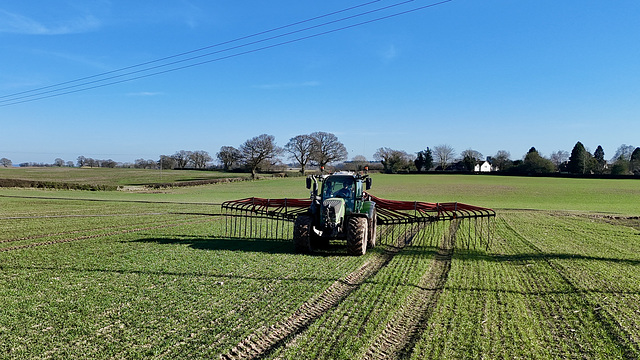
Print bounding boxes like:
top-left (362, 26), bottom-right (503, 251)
top-left (347, 216), bottom-right (368, 256)
top-left (293, 215), bottom-right (313, 253)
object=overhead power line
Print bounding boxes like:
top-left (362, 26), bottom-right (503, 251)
top-left (1, 0), bottom-right (453, 107)
top-left (0, 0), bottom-right (385, 101)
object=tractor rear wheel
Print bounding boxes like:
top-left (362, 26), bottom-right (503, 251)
top-left (367, 209), bottom-right (377, 248)
top-left (347, 216), bottom-right (368, 256)
top-left (293, 215), bottom-right (313, 253)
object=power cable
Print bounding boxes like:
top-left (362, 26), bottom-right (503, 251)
top-left (1, 0), bottom-right (453, 107)
top-left (0, 0), bottom-right (385, 101)
top-left (1, 0), bottom-right (417, 105)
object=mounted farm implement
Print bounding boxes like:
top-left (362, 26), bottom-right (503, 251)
top-left (220, 172), bottom-right (496, 255)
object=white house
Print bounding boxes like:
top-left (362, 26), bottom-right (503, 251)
top-left (474, 161), bottom-right (493, 172)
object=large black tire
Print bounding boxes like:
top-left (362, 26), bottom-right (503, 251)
top-left (347, 216), bottom-right (368, 256)
top-left (293, 215), bottom-right (313, 253)
top-left (367, 209), bottom-right (377, 249)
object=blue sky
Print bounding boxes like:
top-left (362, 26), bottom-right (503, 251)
top-left (1, 0), bottom-right (639, 165)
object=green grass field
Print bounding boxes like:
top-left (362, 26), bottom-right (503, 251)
top-left (0, 167), bottom-right (249, 187)
top-left (1, 170), bottom-right (638, 359)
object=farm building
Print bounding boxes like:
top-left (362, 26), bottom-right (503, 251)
top-left (474, 160), bottom-right (494, 172)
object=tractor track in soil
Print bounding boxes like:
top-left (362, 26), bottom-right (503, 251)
top-left (220, 224), bottom-right (442, 360)
top-left (362, 221), bottom-right (457, 360)
top-left (221, 248), bottom-right (402, 360)
top-left (0, 217), bottom-right (211, 253)
top-left (502, 217), bottom-right (639, 359)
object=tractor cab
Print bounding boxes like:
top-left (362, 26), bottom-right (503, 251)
top-left (299, 171), bottom-right (376, 255)
top-left (322, 175), bottom-right (357, 211)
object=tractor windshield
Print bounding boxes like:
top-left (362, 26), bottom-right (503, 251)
top-left (323, 177), bottom-right (354, 201)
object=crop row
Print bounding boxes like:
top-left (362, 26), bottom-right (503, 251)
top-left (0, 216), bottom-right (371, 358)
top-left (1, 205), bottom-right (638, 358)
top-left (409, 212), bottom-right (639, 359)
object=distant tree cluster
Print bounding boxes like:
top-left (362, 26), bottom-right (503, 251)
top-left (374, 147), bottom-right (414, 174)
top-left (216, 132), bottom-right (348, 178)
top-left (367, 142), bottom-right (640, 176)
top-left (76, 156), bottom-right (119, 168)
top-left (157, 150), bottom-right (213, 170)
top-left (283, 131), bottom-right (348, 174)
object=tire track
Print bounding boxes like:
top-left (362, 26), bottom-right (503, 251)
top-left (221, 253), bottom-right (401, 359)
top-left (0, 218), bottom-right (210, 252)
top-left (220, 225), bottom-right (426, 360)
top-left (362, 220), bottom-right (458, 360)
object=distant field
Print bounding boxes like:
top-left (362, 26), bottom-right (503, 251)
top-left (1, 171), bottom-right (638, 214)
top-left (0, 171), bottom-right (639, 358)
top-left (0, 167), bottom-right (248, 187)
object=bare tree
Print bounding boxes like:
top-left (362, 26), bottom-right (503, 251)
top-left (434, 144), bottom-right (455, 170)
top-left (460, 149), bottom-right (483, 171)
top-left (351, 155), bottom-right (369, 171)
top-left (374, 147), bottom-right (414, 173)
top-left (100, 159), bottom-right (117, 168)
top-left (240, 134), bottom-right (283, 178)
top-left (492, 150), bottom-right (511, 172)
top-left (284, 134), bottom-right (314, 174)
top-left (190, 150), bottom-right (212, 169)
top-left (611, 144), bottom-right (635, 162)
top-left (172, 150), bottom-right (193, 168)
top-left (77, 156), bottom-right (87, 167)
top-left (159, 155), bottom-right (177, 170)
top-left (550, 150), bottom-right (569, 169)
top-left (54, 158), bottom-right (65, 167)
top-left (310, 131), bottom-right (348, 171)
top-left (217, 146), bottom-right (242, 171)
top-left (135, 159), bottom-right (156, 169)
top-left (0, 158), bottom-right (12, 167)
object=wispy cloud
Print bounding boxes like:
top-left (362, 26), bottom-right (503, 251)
top-left (253, 81), bottom-right (321, 90)
top-left (31, 49), bottom-right (111, 70)
top-left (380, 44), bottom-right (399, 62)
top-left (182, 1), bottom-right (203, 29)
top-left (0, 9), bottom-right (101, 35)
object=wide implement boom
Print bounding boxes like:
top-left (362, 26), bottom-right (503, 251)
top-left (220, 193), bottom-right (495, 250)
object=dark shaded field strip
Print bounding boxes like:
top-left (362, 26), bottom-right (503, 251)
top-left (502, 217), bottom-right (639, 359)
top-left (0, 212), bottom-right (166, 220)
top-left (0, 218), bottom-right (211, 252)
top-left (0, 216), bottom-right (193, 244)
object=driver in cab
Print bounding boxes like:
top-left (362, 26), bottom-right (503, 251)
top-left (334, 180), bottom-right (352, 198)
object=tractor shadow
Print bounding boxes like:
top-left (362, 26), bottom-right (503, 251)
top-left (131, 235), bottom-right (291, 254)
top-left (130, 235), bottom-right (352, 256)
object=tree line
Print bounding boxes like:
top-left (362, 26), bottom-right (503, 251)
top-left (2, 137), bottom-right (639, 177)
top-left (372, 142), bottom-right (640, 176)
top-left (216, 132), bottom-right (348, 178)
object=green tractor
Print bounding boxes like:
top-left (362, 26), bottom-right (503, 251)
top-left (294, 172), bottom-right (377, 255)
